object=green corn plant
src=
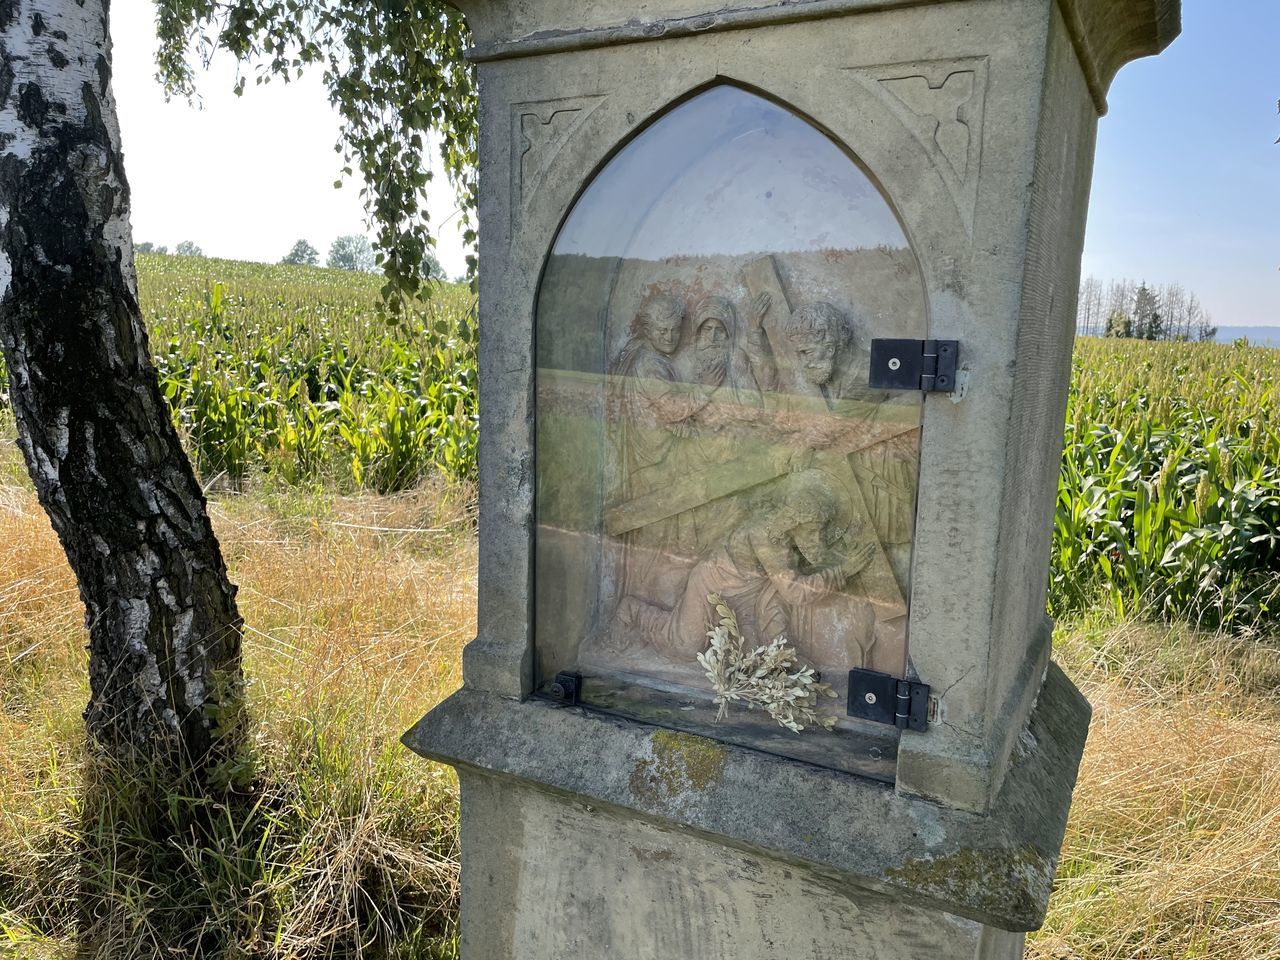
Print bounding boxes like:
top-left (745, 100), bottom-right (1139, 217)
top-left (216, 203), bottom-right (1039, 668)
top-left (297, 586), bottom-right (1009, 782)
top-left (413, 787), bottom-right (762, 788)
top-left (17, 255), bottom-right (1273, 631)
top-left (134, 253), bottom-right (479, 490)
top-left (1053, 338), bottom-right (1280, 630)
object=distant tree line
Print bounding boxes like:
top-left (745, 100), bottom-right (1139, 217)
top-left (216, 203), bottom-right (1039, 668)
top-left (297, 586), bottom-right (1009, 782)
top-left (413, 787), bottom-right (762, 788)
top-left (137, 235), bottom-right (446, 280)
top-left (1077, 277), bottom-right (1217, 342)
top-left (136, 240), bottom-right (203, 257)
top-left (313, 234), bottom-right (443, 279)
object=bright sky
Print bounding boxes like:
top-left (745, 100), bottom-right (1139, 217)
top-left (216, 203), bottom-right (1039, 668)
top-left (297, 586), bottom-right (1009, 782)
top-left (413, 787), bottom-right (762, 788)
top-left (1081, 0), bottom-right (1278, 327)
top-left (110, 0), bottom-right (471, 277)
top-left (112, 0), bottom-right (1277, 324)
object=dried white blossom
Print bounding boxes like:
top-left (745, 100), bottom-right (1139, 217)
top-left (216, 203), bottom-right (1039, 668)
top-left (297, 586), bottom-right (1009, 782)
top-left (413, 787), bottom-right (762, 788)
top-left (697, 594), bottom-right (838, 733)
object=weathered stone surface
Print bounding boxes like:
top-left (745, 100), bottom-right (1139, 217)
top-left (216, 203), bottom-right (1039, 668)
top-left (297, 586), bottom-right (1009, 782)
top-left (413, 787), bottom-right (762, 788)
top-left (1057, 0), bottom-right (1181, 111)
top-left (405, 661), bottom-right (1091, 931)
top-left (455, 768), bottom-right (1026, 959)
top-left (454, 0), bottom-right (1179, 112)
top-left (447, 0), bottom-right (1166, 813)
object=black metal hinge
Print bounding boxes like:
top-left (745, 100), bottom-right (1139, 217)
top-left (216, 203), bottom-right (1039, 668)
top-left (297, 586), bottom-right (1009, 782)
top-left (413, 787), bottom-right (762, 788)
top-left (868, 339), bottom-right (959, 393)
top-left (547, 671), bottom-right (582, 705)
top-left (847, 669), bottom-right (931, 732)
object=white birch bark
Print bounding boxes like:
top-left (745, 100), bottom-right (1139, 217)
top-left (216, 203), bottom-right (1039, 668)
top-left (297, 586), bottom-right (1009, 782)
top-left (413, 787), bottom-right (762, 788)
top-left (0, 0), bottom-right (243, 762)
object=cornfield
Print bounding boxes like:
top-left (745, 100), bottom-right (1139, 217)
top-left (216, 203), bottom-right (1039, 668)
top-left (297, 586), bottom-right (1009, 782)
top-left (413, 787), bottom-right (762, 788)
top-left (1052, 337), bottom-right (1280, 629)
top-left (1, 256), bottom-right (1277, 630)
top-left (144, 253), bottom-right (477, 492)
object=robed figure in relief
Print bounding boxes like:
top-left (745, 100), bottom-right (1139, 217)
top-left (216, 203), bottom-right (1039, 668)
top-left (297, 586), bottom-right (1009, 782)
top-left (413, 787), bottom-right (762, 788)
top-left (594, 258), bottom-right (920, 689)
top-left (608, 293), bottom-right (707, 599)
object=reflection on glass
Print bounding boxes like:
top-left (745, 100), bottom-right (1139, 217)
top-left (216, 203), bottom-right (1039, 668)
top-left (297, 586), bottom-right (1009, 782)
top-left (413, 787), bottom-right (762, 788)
top-left (535, 86), bottom-right (928, 767)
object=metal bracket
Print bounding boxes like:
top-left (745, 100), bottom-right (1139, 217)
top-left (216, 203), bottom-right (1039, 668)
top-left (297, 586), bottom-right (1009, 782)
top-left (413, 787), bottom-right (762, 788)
top-left (868, 339), bottom-right (959, 393)
top-left (847, 669), bottom-right (930, 732)
top-left (547, 671), bottom-right (582, 705)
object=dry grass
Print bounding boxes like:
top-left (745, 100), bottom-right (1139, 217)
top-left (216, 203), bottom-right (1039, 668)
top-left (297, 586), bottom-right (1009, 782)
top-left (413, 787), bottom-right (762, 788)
top-left (2, 420), bottom-right (1279, 956)
top-left (1030, 620), bottom-right (1280, 959)
top-left (0, 472), bottom-right (476, 959)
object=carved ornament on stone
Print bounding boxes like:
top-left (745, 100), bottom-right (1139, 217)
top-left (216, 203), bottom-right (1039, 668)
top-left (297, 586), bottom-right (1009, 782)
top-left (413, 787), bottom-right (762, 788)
top-left (556, 254), bottom-right (921, 701)
top-left (510, 96), bottom-right (605, 232)
top-left (847, 58), bottom-right (989, 234)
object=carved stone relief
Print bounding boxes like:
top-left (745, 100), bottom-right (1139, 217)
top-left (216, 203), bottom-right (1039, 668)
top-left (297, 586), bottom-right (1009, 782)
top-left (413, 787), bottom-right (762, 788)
top-left (847, 58), bottom-right (989, 234)
top-left (585, 254), bottom-right (919, 694)
top-left (510, 96), bottom-right (606, 235)
top-left (881, 71), bottom-right (976, 179)
top-left (533, 86), bottom-right (927, 740)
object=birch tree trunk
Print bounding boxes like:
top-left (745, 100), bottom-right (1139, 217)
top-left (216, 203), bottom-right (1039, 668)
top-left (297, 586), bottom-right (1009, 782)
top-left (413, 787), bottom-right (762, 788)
top-left (0, 0), bottom-right (243, 765)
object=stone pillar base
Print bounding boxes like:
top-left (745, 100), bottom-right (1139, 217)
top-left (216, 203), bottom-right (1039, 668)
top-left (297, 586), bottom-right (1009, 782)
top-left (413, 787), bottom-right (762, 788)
top-left (459, 771), bottom-right (1026, 960)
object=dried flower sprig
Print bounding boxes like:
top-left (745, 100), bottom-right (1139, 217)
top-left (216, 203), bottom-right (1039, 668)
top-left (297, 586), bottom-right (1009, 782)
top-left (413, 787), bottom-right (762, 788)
top-left (696, 593), bottom-right (838, 733)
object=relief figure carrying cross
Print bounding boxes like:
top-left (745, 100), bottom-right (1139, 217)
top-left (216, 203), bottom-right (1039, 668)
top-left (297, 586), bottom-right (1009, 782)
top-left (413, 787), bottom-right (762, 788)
top-left (597, 255), bottom-right (921, 680)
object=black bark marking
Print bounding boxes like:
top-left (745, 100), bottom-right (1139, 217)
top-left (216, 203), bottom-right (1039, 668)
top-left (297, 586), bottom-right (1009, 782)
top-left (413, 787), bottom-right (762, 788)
top-left (95, 53), bottom-right (108, 96)
top-left (31, 11), bottom-right (44, 35)
top-left (79, 77), bottom-right (100, 126)
top-left (48, 44), bottom-right (69, 69)
top-left (80, 81), bottom-right (126, 188)
top-left (51, 28), bottom-right (67, 40)
top-left (0, 50), bottom-right (14, 107)
top-left (0, 0), bottom-right (17, 30)
top-left (16, 82), bottom-right (48, 126)
top-left (97, 182), bottom-right (115, 219)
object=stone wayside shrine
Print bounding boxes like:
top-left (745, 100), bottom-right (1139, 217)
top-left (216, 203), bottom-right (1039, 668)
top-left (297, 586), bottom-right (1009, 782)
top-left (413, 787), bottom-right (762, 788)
top-left (405, 1), bottom-right (1180, 956)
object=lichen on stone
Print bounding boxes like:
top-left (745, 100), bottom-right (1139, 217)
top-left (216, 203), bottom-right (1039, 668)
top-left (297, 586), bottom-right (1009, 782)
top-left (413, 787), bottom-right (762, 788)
top-left (629, 729), bottom-right (727, 807)
top-left (884, 844), bottom-right (1054, 929)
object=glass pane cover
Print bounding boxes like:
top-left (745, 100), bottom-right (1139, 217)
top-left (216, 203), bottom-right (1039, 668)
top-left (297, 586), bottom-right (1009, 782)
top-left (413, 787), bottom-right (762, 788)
top-left (534, 86), bottom-right (927, 775)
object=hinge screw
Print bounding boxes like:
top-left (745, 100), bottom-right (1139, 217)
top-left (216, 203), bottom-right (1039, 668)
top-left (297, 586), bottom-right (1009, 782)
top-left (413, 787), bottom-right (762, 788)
top-left (864, 692), bottom-right (877, 705)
